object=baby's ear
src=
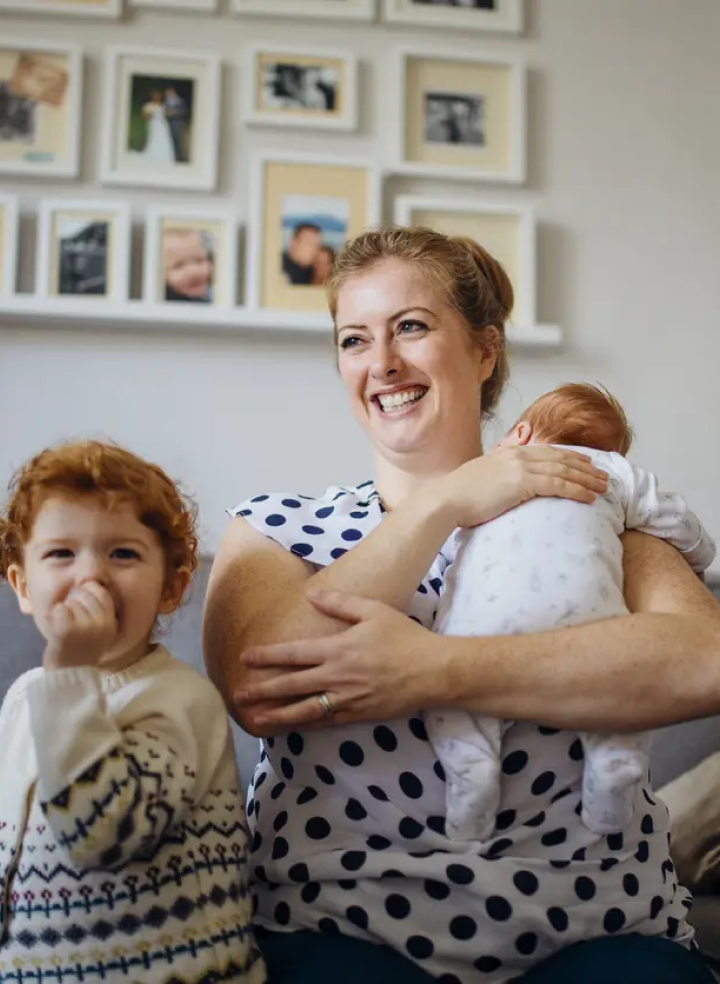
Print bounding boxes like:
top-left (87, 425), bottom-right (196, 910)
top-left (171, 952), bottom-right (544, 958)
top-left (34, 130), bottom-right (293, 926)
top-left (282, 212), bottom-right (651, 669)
top-left (496, 420), bottom-right (533, 449)
top-left (7, 565), bottom-right (33, 615)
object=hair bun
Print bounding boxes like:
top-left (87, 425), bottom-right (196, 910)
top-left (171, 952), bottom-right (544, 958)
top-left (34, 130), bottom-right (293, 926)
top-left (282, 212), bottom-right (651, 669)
top-left (452, 236), bottom-right (514, 322)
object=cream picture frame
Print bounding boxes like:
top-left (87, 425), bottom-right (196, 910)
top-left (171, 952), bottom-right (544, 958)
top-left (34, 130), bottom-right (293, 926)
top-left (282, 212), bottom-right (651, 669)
top-left (381, 0), bottom-right (522, 34)
top-left (0, 195), bottom-right (19, 299)
top-left (0, 0), bottom-right (120, 17)
top-left (231, 0), bottom-right (376, 21)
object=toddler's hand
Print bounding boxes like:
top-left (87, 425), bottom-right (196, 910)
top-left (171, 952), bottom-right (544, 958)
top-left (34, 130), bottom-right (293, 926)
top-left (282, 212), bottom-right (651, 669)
top-left (43, 582), bottom-right (118, 671)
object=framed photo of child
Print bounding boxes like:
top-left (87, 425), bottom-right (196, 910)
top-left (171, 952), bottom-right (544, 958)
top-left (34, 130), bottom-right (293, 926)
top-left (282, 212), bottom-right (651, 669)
top-left (247, 151), bottom-right (381, 313)
top-left (0, 39), bottom-right (83, 179)
top-left (0, 0), bottom-right (120, 16)
top-left (394, 195), bottom-right (536, 326)
top-left (244, 45), bottom-right (358, 132)
top-left (392, 46), bottom-right (526, 183)
top-left (0, 194), bottom-right (19, 298)
top-left (381, 0), bottom-right (522, 34)
top-left (101, 46), bottom-right (221, 191)
top-left (143, 206), bottom-right (237, 307)
top-left (35, 198), bottom-right (131, 302)
top-left (231, 0), bottom-right (376, 21)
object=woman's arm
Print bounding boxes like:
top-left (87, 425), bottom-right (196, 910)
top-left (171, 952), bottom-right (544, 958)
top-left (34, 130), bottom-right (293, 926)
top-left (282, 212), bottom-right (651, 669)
top-left (237, 532), bottom-right (720, 734)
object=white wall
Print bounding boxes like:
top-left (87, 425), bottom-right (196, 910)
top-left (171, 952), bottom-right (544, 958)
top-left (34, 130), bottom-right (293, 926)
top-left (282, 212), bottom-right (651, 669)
top-left (1, 0), bottom-right (720, 569)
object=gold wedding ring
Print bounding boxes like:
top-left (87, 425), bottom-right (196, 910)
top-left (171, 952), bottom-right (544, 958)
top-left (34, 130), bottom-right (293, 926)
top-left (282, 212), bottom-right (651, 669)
top-left (318, 693), bottom-right (334, 718)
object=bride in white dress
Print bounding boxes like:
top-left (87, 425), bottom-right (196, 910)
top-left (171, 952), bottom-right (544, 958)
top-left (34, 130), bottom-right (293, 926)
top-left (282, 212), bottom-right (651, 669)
top-left (136, 90), bottom-right (175, 164)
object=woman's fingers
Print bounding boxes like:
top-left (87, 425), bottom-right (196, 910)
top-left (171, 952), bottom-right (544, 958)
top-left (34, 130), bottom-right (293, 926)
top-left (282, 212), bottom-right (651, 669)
top-left (236, 665), bottom-right (330, 703)
top-left (243, 637), bottom-right (335, 668)
top-left (252, 694), bottom-right (343, 730)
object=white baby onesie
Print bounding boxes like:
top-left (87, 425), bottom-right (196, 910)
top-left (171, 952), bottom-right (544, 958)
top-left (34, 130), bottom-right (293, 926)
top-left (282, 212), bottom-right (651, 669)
top-left (427, 446), bottom-right (716, 843)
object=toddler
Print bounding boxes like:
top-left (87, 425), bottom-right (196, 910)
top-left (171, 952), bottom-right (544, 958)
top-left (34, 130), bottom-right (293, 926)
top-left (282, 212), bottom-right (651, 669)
top-left (163, 227), bottom-right (215, 302)
top-left (0, 441), bottom-right (265, 983)
top-left (427, 384), bottom-right (716, 842)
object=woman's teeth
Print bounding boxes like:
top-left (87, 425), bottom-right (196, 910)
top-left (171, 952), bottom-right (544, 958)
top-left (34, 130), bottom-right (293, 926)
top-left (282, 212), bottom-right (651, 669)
top-left (377, 388), bottom-right (426, 411)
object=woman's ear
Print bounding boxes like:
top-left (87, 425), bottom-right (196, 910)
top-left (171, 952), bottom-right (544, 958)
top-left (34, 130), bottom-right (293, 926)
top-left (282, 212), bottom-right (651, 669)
top-left (158, 567), bottom-right (191, 615)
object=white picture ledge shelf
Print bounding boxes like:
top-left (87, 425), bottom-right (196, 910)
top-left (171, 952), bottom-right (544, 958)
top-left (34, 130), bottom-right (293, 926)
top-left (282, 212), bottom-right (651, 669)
top-left (0, 297), bottom-right (562, 347)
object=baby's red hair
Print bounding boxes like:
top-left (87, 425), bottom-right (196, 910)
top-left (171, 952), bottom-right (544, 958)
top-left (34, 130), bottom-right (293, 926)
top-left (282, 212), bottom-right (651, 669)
top-left (515, 383), bottom-right (634, 456)
top-left (0, 440), bottom-right (198, 581)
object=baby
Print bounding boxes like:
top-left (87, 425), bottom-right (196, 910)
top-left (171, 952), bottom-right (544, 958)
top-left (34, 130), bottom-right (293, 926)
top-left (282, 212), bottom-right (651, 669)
top-left (163, 227), bottom-right (215, 302)
top-left (0, 441), bottom-right (265, 983)
top-left (427, 384), bottom-right (716, 842)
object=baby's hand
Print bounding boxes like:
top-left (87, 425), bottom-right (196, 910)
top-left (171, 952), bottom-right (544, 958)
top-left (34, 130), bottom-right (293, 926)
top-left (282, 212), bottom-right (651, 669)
top-left (43, 582), bottom-right (118, 671)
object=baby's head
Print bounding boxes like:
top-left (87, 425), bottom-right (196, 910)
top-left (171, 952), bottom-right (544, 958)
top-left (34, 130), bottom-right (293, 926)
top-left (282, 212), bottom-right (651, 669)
top-left (0, 441), bottom-right (198, 669)
top-left (163, 228), bottom-right (214, 300)
top-left (500, 383), bottom-right (634, 455)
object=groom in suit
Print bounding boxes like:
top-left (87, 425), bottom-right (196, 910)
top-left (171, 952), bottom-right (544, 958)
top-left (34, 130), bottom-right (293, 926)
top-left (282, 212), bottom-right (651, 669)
top-left (164, 86), bottom-right (188, 163)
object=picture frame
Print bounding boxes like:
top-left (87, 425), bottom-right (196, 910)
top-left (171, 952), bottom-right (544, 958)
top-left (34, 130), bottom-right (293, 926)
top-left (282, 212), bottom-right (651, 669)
top-left (392, 46), bottom-right (526, 184)
top-left (381, 0), bottom-right (522, 34)
top-left (35, 198), bottom-right (131, 302)
top-left (130, 0), bottom-right (218, 9)
top-left (100, 45), bottom-right (221, 191)
top-left (244, 45), bottom-right (358, 132)
top-left (0, 39), bottom-right (83, 179)
top-left (0, 194), bottom-right (19, 299)
top-left (395, 195), bottom-right (536, 326)
top-left (0, 0), bottom-right (120, 17)
top-left (231, 0), bottom-right (376, 22)
top-left (143, 205), bottom-right (237, 307)
top-left (248, 151), bottom-right (381, 313)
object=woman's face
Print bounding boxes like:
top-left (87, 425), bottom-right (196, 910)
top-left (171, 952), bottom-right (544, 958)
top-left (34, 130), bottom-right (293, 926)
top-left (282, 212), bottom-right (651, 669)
top-left (335, 258), bottom-right (494, 463)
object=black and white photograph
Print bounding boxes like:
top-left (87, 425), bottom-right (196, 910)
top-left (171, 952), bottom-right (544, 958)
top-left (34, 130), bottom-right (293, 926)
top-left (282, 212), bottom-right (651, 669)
top-left (0, 81), bottom-right (35, 143)
top-left (412, 0), bottom-right (496, 6)
top-left (261, 61), bottom-right (338, 113)
top-left (424, 91), bottom-right (485, 145)
top-left (381, 0), bottom-right (522, 33)
top-left (55, 216), bottom-right (109, 296)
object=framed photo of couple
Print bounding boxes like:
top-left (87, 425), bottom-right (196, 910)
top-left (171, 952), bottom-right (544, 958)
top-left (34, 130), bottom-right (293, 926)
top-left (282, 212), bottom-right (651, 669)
top-left (395, 195), bottom-right (536, 326)
top-left (143, 205), bottom-right (237, 307)
top-left (35, 198), bottom-right (131, 302)
top-left (0, 0), bottom-right (120, 16)
top-left (247, 152), bottom-right (381, 313)
top-left (231, 0), bottom-right (376, 21)
top-left (392, 46), bottom-right (526, 184)
top-left (101, 46), bottom-right (221, 191)
top-left (0, 195), bottom-right (19, 298)
top-left (0, 39), bottom-right (83, 179)
top-left (381, 0), bottom-right (522, 33)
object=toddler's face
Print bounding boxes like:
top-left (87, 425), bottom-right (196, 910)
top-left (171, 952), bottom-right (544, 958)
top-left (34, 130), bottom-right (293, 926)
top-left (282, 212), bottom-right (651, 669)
top-left (164, 230), bottom-right (213, 299)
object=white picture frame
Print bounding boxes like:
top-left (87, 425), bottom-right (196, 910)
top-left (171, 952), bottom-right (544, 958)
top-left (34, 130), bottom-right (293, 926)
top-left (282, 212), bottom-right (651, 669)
top-left (231, 0), bottom-right (376, 21)
top-left (0, 39), bottom-right (83, 179)
top-left (100, 45), bottom-right (221, 191)
top-left (0, 0), bottom-right (120, 16)
top-left (143, 205), bottom-right (237, 307)
top-left (247, 151), bottom-right (381, 313)
top-left (0, 195), bottom-right (19, 299)
top-left (35, 198), bottom-right (131, 302)
top-left (244, 44), bottom-right (358, 132)
top-left (391, 46), bottom-right (526, 184)
top-left (395, 194), bottom-right (536, 326)
top-left (381, 0), bottom-right (522, 34)
top-left (130, 0), bottom-right (218, 9)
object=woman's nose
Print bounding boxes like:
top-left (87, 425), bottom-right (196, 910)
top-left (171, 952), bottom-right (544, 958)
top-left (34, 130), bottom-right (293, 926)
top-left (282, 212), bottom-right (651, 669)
top-left (370, 340), bottom-right (403, 380)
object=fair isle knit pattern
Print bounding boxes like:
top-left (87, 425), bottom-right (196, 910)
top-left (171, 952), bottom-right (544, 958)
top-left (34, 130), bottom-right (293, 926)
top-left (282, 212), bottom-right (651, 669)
top-left (0, 647), bottom-right (266, 984)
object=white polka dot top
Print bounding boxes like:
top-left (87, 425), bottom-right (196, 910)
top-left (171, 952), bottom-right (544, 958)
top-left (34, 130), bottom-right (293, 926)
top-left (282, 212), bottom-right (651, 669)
top-left (229, 482), bottom-right (694, 984)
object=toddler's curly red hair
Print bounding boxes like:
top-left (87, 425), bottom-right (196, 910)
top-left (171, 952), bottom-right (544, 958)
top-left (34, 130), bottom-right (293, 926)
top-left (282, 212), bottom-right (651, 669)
top-left (0, 440), bottom-right (198, 583)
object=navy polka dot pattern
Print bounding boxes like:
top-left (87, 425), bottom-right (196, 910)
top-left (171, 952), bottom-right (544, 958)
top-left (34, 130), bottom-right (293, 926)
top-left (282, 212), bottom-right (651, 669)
top-left (230, 484), bottom-right (694, 983)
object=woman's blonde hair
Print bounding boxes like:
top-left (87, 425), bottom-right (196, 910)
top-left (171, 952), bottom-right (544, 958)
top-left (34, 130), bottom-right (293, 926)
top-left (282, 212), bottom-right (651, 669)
top-left (326, 225), bottom-right (513, 417)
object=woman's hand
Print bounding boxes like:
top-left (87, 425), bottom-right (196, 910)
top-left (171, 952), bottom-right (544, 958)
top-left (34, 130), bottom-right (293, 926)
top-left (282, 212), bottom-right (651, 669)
top-left (234, 589), bottom-right (442, 731)
top-left (434, 444), bottom-right (609, 529)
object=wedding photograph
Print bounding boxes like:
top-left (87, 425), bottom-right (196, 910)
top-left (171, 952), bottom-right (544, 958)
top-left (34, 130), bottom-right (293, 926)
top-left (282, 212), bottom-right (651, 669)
top-left (0, 41), bottom-right (82, 178)
top-left (55, 216), bottom-right (110, 296)
top-left (425, 91), bottom-right (485, 145)
top-left (280, 194), bottom-right (348, 287)
top-left (127, 75), bottom-right (194, 165)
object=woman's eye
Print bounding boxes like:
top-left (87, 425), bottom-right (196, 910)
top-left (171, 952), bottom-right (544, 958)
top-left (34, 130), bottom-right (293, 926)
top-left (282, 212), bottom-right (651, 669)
top-left (397, 319), bottom-right (427, 334)
top-left (339, 335), bottom-right (363, 350)
top-left (112, 548), bottom-right (140, 560)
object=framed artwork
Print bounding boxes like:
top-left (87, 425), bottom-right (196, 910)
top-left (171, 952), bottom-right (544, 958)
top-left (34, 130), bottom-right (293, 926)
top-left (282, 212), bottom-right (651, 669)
top-left (381, 0), bottom-right (522, 33)
top-left (143, 205), bottom-right (237, 307)
top-left (130, 0), bottom-right (218, 9)
top-left (100, 46), bottom-right (221, 191)
top-left (392, 47), bottom-right (526, 183)
top-left (0, 39), bottom-right (82, 179)
top-left (244, 45), bottom-right (358, 132)
top-left (35, 199), bottom-right (131, 302)
top-left (0, 195), bottom-right (19, 298)
top-left (395, 195), bottom-right (536, 325)
top-left (231, 0), bottom-right (376, 21)
top-left (248, 152), bottom-right (381, 312)
top-left (0, 0), bottom-right (120, 16)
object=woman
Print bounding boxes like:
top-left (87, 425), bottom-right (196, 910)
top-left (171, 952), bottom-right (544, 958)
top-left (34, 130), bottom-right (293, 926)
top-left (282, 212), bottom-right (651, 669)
top-left (203, 227), bottom-right (720, 984)
top-left (139, 90), bottom-right (174, 164)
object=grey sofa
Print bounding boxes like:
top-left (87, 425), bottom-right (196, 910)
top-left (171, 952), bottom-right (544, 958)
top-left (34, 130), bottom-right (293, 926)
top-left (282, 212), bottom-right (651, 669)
top-left (2, 560), bottom-right (720, 967)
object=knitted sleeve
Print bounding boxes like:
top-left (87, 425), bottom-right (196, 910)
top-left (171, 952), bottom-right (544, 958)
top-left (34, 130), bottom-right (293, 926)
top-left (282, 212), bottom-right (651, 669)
top-left (24, 664), bottom-right (232, 872)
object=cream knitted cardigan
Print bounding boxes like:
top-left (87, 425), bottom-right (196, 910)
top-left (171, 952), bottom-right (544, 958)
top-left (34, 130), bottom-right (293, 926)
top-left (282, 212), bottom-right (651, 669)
top-left (0, 646), bottom-right (265, 984)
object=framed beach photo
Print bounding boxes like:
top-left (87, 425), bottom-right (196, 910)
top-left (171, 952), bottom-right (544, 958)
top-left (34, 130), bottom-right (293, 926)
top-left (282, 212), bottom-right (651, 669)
top-left (245, 45), bottom-right (358, 132)
top-left (231, 0), bottom-right (376, 21)
top-left (101, 46), bottom-right (221, 191)
top-left (0, 195), bottom-right (19, 298)
top-left (381, 0), bottom-right (522, 33)
top-left (36, 199), bottom-right (131, 302)
top-left (392, 47), bottom-right (526, 183)
top-left (0, 0), bottom-right (120, 16)
top-left (143, 205), bottom-right (237, 307)
top-left (248, 152), bottom-right (380, 312)
top-left (0, 39), bottom-right (82, 179)
top-left (395, 195), bottom-right (536, 326)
